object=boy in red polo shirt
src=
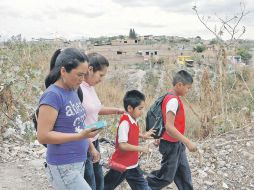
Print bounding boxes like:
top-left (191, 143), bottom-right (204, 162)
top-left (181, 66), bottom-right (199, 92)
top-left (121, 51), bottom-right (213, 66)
top-left (104, 90), bottom-right (154, 190)
top-left (147, 70), bottom-right (197, 190)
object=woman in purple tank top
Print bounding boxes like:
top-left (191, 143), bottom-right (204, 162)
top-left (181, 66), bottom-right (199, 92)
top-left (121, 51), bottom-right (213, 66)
top-left (37, 48), bottom-right (100, 190)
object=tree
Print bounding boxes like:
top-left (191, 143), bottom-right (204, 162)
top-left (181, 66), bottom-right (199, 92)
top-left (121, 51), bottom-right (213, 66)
top-left (209, 38), bottom-right (219, 45)
top-left (196, 36), bottom-right (201, 40)
top-left (133, 29), bottom-right (136, 38)
top-left (237, 47), bottom-right (252, 64)
top-left (129, 29), bottom-right (132, 38)
top-left (118, 35), bottom-right (125, 39)
top-left (193, 2), bottom-right (252, 137)
top-left (129, 28), bottom-right (137, 39)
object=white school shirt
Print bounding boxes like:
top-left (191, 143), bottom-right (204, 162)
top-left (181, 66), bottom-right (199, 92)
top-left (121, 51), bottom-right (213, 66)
top-left (118, 113), bottom-right (139, 169)
top-left (166, 98), bottom-right (179, 115)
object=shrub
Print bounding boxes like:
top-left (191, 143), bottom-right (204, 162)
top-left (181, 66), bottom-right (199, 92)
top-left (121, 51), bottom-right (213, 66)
top-left (193, 44), bottom-right (206, 53)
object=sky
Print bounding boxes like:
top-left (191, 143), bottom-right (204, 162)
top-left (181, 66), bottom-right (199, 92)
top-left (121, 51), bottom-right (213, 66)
top-left (1, 0), bottom-right (254, 40)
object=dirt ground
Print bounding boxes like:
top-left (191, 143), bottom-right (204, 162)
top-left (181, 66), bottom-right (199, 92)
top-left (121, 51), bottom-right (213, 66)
top-left (1, 124), bottom-right (254, 190)
top-left (0, 159), bottom-right (52, 190)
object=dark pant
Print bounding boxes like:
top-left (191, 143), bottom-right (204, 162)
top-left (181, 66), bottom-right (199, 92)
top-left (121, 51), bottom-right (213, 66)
top-left (104, 166), bottom-right (151, 190)
top-left (147, 140), bottom-right (193, 190)
top-left (84, 140), bottom-right (104, 190)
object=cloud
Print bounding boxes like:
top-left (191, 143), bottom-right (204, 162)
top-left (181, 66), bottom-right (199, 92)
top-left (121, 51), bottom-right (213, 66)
top-left (112, 0), bottom-right (254, 15)
top-left (112, 0), bottom-right (192, 12)
top-left (0, 0), bottom-right (253, 40)
top-left (59, 7), bottom-right (105, 18)
top-left (0, 1), bottom-right (48, 20)
top-left (112, 0), bottom-right (188, 7)
top-left (194, 1), bottom-right (253, 15)
top-left (133, 22), bottom-right (167, 28)
top-left (0, 6), bottom-right (23, 18)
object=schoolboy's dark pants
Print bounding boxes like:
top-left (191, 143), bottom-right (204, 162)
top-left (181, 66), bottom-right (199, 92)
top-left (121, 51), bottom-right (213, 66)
top-left (104, 165), bottom-right (151, 190)
top-left (147, 139), bottom-right (193, 190)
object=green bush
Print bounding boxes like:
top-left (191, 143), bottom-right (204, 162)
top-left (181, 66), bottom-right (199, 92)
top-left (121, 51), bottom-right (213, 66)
top-left (237, 48), bottom-right (252, 64)
top-left (193, 44), bottom-right (206, 53)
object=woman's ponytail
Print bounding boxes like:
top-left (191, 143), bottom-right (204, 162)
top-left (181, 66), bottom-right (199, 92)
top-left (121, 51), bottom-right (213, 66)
top-left (45, 49), bottom-right (62, 88)
top-left (50, 49), bottom-right (61, 71)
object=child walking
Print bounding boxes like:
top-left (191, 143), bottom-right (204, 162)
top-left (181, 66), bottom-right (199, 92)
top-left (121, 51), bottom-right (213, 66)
top-left (147, 70), bottom-right (197, 190)
top-left (104, 90), bottom-right (154, 190)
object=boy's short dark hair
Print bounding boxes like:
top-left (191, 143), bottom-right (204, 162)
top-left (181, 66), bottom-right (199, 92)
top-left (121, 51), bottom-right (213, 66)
top-left (123, 90), bottom-right (145, 111)
top-left (173, 70), bottom-right (193, 86)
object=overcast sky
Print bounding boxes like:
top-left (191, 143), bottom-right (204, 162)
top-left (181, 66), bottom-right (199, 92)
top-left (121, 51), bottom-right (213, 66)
top-left (1, 0), bottom-right (254, 40)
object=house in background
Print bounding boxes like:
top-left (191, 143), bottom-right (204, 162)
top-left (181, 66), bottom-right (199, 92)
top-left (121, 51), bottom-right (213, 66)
top-left (139, 35), bottom-right (154, 41)
top-left (111, 38), bottom-right (139, 46)
top-left (137, 50), bottom-right (159, 63)
top-left (116, 50), bottom-right (127, 55)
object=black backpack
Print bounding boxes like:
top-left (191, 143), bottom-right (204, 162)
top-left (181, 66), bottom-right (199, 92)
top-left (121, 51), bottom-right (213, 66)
top-left (32, 108), bottom-right (47, 147)
top-left (145, 92), bottom-right (176, 139)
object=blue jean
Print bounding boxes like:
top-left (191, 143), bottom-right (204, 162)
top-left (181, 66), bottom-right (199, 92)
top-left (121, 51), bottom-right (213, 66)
top-left (84, 140), bottom-right (104, 190)
top-left (147, 140), bottom-right (193, 190)
top-left (46, 162), bottom-right (91, 190)
top-left (104, 166), bottom-right (151, 190)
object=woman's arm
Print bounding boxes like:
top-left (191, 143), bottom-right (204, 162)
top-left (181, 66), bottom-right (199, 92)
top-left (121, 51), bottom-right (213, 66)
top-left (98, 107), bottom-right (124, 115)
top-left (88, 140), bottom-right (100, 163)
top-left (37, 105), bottom-right (100, 144)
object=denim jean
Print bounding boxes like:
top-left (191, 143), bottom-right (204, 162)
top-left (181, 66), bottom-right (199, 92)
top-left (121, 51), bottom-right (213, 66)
top-left (84, 139), bottom-right (104, 190)
top-left (46, 161), bottom-right (91, 190)
top-left (104, 166), bottom-right (151, 190)
top-left (147, 140), bottom-right (193, 190)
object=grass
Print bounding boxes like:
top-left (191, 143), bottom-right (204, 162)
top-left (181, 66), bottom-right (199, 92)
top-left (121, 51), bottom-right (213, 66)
top-left (1, 40), bottom-right (253, 141)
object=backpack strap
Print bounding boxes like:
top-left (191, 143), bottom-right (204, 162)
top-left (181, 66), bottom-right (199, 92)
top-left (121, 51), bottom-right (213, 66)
top-left (34, 109), bottom-right (39, 122)
top-left (33, 107), bottom-right (47, 148)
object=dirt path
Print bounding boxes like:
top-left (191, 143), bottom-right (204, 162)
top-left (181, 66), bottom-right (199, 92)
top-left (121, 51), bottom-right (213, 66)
top-left (0, 159), bottom-right (52, 190)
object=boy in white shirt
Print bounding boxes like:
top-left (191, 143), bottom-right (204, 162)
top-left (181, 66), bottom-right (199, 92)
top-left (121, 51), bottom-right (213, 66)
top-left (147, 70), bottom-right (197, 190)
top-left (104, 90), bottom-right (154, 190)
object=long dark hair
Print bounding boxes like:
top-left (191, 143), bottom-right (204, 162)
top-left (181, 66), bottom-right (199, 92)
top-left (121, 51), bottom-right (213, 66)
top-left (45, 48), bottom-right (88, 87)
top-left (88, 52), bottom-right (109, 72)
top-left (45, 48), bottom-right (88, 101)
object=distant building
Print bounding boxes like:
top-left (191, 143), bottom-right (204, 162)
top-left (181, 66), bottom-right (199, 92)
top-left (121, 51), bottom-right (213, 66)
top-left (35, 38), bottom-right (65, 42)
top-left (116, 50), bottom-right (127, 55)
top-left (137, 50), bottom-right (159, 62)
top-left (93, 40), bottom-right (111, 46)
top-left (111, 39), bottom-right (139, 46)
top-left (139, 35), bottom-right (154, 41)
